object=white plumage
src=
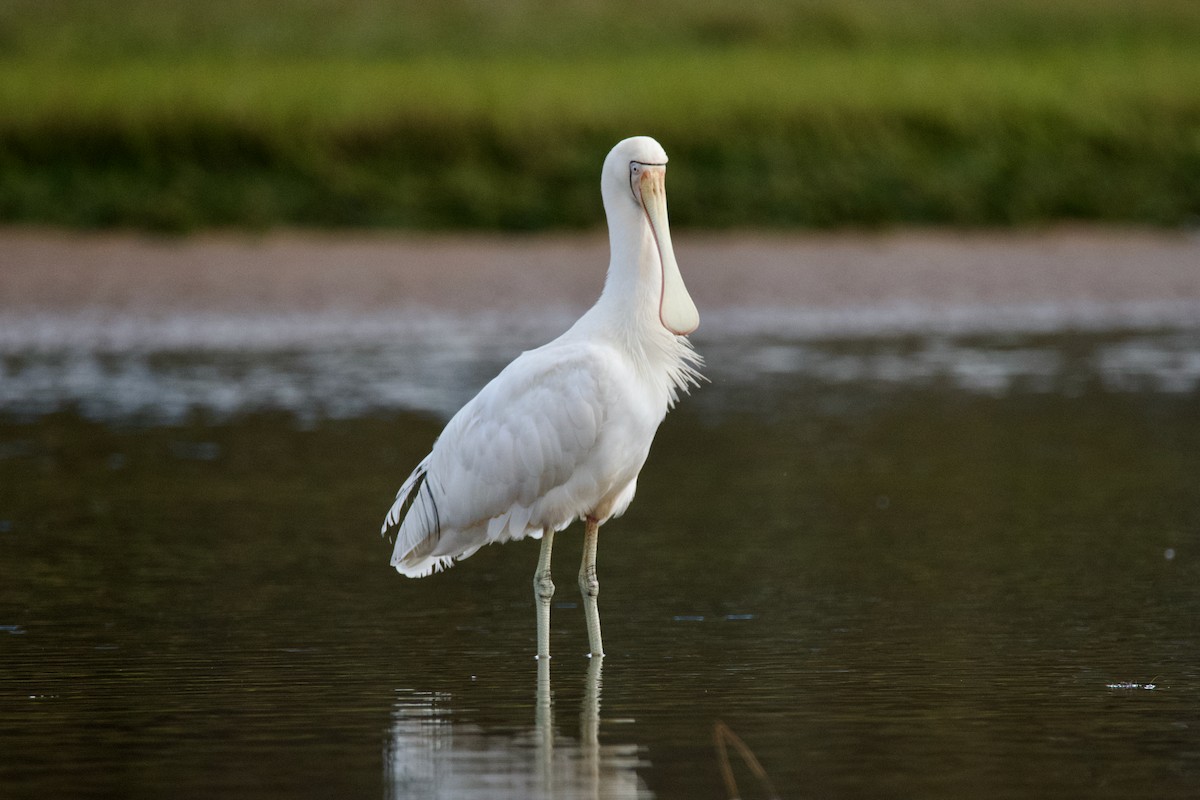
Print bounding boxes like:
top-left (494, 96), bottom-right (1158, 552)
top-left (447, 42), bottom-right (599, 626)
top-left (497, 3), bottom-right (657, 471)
top-left (381, 136), bottom-right (701, 658)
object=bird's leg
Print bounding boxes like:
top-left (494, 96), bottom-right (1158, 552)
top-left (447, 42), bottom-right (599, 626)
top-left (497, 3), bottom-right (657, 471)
top-left (578, 515), bottom-right (604, 657)
top-left (533, 526), bottom-right (556, 660)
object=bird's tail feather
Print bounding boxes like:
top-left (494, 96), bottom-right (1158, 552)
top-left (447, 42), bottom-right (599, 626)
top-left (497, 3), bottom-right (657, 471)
top-left (381, 455), bottom-right (435, 547)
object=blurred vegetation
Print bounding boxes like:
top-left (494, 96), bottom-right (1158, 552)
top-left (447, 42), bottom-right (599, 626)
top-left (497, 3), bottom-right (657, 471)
top-left (0, 0), bottom-right (1198, 230)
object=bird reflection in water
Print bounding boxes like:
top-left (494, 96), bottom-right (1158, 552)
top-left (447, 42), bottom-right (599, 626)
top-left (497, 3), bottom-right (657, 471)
top-left (385, 659), bottom-right (652, 799)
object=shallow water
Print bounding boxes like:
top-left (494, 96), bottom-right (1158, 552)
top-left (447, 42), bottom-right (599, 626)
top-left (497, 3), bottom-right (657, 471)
top-left (2, 320), bottom-right (1199, 799)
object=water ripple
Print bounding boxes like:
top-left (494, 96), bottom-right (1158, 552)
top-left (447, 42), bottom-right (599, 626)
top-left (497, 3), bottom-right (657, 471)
top-left (1, 306), bottom-right (1198, 422)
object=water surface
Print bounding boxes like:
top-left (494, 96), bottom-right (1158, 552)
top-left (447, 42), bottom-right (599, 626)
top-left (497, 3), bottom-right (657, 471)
top-left (2, 318), bottom-right (1198, 799)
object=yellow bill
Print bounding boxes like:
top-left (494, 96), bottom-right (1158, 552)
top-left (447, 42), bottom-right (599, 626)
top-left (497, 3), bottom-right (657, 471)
top-left (638, 166), bottom-right (699, 336)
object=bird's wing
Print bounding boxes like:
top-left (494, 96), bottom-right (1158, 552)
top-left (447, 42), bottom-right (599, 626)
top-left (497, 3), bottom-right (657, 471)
top-left (385, 342), bottom-right (615, 574)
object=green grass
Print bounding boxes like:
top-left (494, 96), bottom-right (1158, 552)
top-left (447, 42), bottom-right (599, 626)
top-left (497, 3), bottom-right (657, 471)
top-left (6, 0), bottom-right (1200, 60)
top-left (1, 1), bottom-right (1198, 230)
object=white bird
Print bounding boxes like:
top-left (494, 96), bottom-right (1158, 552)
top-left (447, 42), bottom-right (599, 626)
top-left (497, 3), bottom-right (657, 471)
top-left (382, 136), bottom-right (701, 660)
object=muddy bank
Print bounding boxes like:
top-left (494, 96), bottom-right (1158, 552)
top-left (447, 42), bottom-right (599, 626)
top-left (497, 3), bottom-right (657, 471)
top-left (2, 227), bottom-right (1198, 317)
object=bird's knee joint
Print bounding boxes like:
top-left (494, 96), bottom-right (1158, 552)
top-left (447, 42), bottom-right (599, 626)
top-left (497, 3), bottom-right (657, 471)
top-left (534, 571), bottom-right (555, 602)
top-left (578, 567), bottom-right (599, 599)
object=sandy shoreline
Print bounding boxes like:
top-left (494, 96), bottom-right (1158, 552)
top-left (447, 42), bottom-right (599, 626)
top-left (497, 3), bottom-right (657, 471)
top-left (2, 227), bottom-right (1198, 318)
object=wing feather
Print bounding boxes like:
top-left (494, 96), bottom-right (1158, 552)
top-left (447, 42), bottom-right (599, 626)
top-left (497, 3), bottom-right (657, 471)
top-left (384, 342), bottom-right (614, 576)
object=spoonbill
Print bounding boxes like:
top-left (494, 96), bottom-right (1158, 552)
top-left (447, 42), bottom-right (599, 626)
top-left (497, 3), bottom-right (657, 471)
top-left (382, 136), bottom-right (701, 659)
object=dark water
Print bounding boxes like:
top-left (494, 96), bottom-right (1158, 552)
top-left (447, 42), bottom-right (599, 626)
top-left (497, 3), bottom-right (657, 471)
top-left (2, 324), bottom-right (1199, 799)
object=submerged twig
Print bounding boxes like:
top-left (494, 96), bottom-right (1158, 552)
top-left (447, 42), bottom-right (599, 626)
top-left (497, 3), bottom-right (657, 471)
top-left (713, 720), bottom-right (780, 800)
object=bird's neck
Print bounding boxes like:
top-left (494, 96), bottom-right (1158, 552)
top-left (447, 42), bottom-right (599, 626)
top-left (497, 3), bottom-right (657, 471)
top-left (593, 212), bottom-right (664, 337)
top-left (564, 212), bottom-right (700, 408)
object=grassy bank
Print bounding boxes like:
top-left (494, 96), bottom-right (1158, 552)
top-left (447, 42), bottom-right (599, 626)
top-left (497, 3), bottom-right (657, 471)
top-left (1, 1), bottom-right (1198, 230)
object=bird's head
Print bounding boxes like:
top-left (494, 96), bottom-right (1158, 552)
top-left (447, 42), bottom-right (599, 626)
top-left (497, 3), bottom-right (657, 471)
top-left (601, 136), bottom-right (699, 336)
